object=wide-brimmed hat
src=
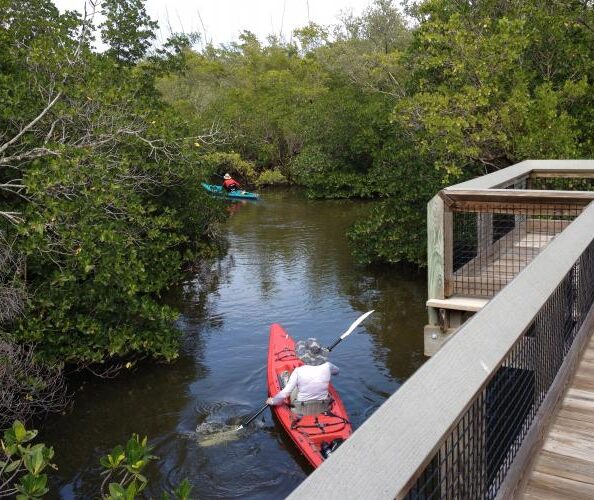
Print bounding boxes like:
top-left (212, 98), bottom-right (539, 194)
top-left (223, 173), bottom-right (231, 179)
top-left (295, 338), bottom-right (328, 366)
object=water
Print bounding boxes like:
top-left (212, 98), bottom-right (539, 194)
top-left (42, 189), bottom-right (428, 498)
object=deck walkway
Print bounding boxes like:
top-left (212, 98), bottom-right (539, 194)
top-left (521, 330), bottom-right (594, 498)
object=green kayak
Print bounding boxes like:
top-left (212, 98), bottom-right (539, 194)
top-left (201, 183), bottom-right (259, 200)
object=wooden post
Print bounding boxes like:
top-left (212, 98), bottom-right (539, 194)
top-left (427, 195), bottom-right (445, 326)
top-left (426, 194), bottom-right (455, 354)
top-left (444, 209), bottom-right (454, 297)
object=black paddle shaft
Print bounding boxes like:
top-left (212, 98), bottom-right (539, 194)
top-left (327, 338), bottom-right (343, 352)
top-left (242, 403), bottom-right (269, 427)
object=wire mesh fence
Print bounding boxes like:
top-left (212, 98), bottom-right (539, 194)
top-left (405, 238), bottom-right (594, 499)
top-left (451, 203), bottom-right (583, 297)
top-left (526, 177), bottom-right (594, 191)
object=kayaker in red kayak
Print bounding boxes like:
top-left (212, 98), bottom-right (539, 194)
top-left (222, 173), bottom-right (241, 192)
top-left (266, 338), bottom-right (339, 415)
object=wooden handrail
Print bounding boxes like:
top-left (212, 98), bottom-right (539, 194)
top-left (440, 188), bottom-right (594, 206)
top-left (448, 160), bottom-right (594, 190)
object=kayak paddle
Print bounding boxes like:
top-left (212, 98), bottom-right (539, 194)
top-left (327, 309), bottom-right (374, 351)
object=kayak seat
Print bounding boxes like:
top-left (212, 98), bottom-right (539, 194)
top-left (291, 398), bottom-right (333, 417)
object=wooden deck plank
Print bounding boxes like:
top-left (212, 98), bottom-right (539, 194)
top-left (522, 471), bottom-right (594, 499)
top-left (520, 332), bottom-right (594, 498)
top-left (531, 450), bottom-right (594, 485)
top-left (559, 389), bottom-right (594, 424)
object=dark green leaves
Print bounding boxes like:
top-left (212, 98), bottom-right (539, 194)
top-left (1, 421), bottom-right (56, 499)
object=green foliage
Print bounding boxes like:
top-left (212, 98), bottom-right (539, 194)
top-left (0, 0), bottom-right (226, 364)
top-left (348, 149), bottom-right (445, 265)
top-left (2, 421), bottom-right (192, 499)
top-left (397, 0), bottom-right (594, 174)
top-left (255, 169), bottom-right (288, 187)
top-left (348, 0), bottom-right (591, 265)
top-left (98, 432), bottom-right (196, 499)
top-left (100, 0), bottom-right (158, 63)
top-left (158, 0), bottom-right (427, 262)
top-left (100, 434), bottom-right (156, 498)
top-left (0, 420), bottom-right (56, 499)
top-left (201, 152), bottom-right (257, 184)
top-left (160, 479), bottom-right (193, 500)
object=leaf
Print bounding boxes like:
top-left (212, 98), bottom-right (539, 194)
top-left (101, 445), bottom-right (125, 469)
top-left (23, 446), bottom-right (46, 475)
top-left (15, 472), bottom-right (48, 496)
top-left (108, 482), bottom-right (126, 498)
top-left (3, 459), bottom-right (22, 473)
top-left (13, 421), bottom-right (27, 442)
top-left (174, 479), bottom-right (193, 500)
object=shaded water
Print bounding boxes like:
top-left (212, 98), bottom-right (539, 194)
top-left (43, 189), bottom-right (427, 498)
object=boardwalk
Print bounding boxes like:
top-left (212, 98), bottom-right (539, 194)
top-left (521, 330), bottom-right (594, 498)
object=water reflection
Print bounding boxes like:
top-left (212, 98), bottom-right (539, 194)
top-left (43, 189), bottom-right (427, 499)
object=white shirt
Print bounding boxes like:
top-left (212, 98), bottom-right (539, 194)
top-left (271, 362), bottom-right (339, 404)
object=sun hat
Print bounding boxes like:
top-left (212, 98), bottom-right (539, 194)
top-left (223, 173), bottom-right (231, 179)
top-left (295, 338), bottom-right (329, 366)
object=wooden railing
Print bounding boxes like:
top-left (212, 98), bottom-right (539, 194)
top-left (425, 160), bottom-right (594, 355)
top-left (289, 160), bottom-right (594, 499)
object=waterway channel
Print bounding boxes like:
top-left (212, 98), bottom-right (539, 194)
top-left (43, 189), bottom-right (428, 498)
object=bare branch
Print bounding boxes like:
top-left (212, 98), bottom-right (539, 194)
top-left (0, 339), bottom-right (69, 429)
top-left (0, 92), bottom-right (63, 156)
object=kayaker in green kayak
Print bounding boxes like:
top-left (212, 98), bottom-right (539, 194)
top-left (266, 338), bottom-right (340, 416)
top-left (222, 173), bottom-right (241, 192)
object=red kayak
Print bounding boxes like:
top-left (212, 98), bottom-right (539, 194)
top-left (267, 323), bottom-right (353, 468)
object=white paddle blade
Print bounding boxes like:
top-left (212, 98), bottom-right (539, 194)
top-left (340, 310), bottom-right (374, 340)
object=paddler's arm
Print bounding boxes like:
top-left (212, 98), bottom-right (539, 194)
top-left (329, 362), bottom-right (339, 375)
top-left (267, 369), bottom-right (298, 405)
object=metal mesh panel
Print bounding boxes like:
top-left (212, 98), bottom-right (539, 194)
top-left (405, 239), bottom-right (594, 500)
top-left (452, 203), bottom-right (583, 297)
top-left (527, 177), bottom-right (594, 191)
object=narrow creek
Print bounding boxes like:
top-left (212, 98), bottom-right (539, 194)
top-left (43, 189), bottom-right (428, 498)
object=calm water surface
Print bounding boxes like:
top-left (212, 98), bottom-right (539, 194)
top-left (43, 189), bottom-right (427, 498)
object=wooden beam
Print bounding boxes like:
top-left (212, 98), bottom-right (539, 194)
top-left (426, 296), bottom-right (489, 312)
top-left (449, 160), bottom-right (594, 191)
top-left (442, 188), bottom-right (594, 205)
top-left (530, 170), bottom-right (594, 179)
top-left (448, 202), bottom-right (583, 216)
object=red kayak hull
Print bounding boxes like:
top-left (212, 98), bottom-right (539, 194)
top-left (267, 323), bottom-right (353, 468)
